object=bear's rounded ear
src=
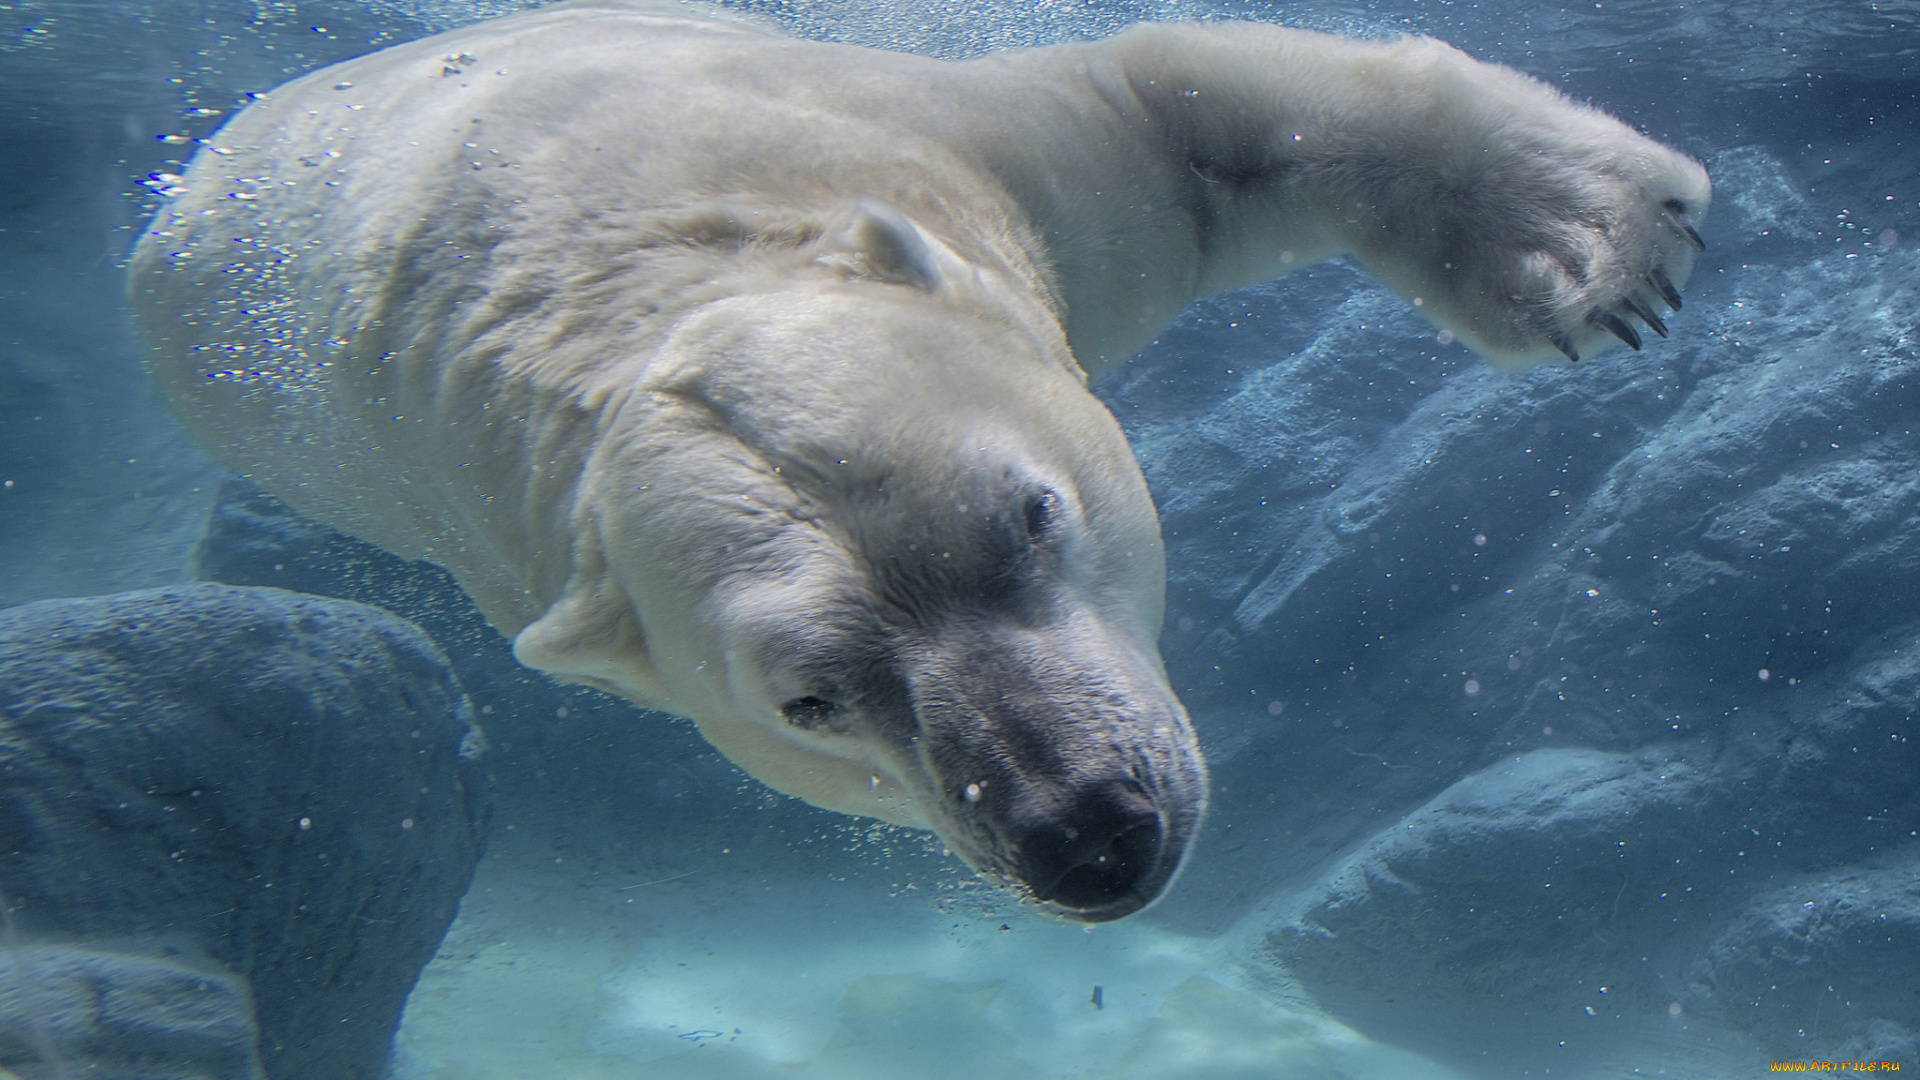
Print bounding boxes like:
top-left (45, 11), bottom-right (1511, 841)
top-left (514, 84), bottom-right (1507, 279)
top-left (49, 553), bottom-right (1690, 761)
top-left (827, 199), bottom-right (950, 292)
top-left (511, 544), bottom-right (668, 707)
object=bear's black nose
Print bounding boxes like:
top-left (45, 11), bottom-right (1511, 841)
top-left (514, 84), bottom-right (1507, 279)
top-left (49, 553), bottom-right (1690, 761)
top-left (1017, 782), bottom-right (1164, 919)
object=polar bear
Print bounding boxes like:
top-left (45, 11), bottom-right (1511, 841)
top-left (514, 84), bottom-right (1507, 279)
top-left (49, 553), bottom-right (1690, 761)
top-left (130, 0), bottom-right (1708, 921)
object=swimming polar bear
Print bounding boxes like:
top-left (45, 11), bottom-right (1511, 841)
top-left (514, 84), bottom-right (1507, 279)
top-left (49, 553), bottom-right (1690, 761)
top-left (130, 0), bottom-right (1709, 921)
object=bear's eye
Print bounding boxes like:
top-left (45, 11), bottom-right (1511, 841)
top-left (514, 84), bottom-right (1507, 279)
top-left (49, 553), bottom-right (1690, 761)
top-left (780, 695), bottom-right (840, 729)
top-left (1024, 488), bottom-right (1061, 542)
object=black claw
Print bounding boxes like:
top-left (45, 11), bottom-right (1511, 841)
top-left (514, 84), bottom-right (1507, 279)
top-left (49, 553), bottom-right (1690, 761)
top-left (1664, 205), bottom-right (1707, 251)
top-left (1623, 294), bottom-right (1668, 338)
top-left (1588, 307), bottom-right (1641, 350)
top-left (1549, 330), bottom-right (1580, 363)
top-left (1648, 267), bottom-right (1683, 311)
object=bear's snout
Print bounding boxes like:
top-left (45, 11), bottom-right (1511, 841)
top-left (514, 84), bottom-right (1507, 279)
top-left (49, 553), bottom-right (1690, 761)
top-left (902, 618), bottom-right (1206, 920)
top-left (1013, 779), bottom-right (1165, 921)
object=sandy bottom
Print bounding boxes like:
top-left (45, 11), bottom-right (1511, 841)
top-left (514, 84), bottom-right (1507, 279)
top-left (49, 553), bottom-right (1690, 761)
top-left (391, 836), bottom-right (1469, 1080)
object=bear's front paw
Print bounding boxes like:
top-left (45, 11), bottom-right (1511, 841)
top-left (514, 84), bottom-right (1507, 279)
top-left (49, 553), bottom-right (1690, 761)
top-left (1340, 71), bottom-right (1713, 369)
top-left (1515, 186), bottom-right (1710, 366)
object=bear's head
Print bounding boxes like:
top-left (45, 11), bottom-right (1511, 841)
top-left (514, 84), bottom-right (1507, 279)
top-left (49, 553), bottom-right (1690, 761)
top-left (513, 203), bottom-right (1208, 922)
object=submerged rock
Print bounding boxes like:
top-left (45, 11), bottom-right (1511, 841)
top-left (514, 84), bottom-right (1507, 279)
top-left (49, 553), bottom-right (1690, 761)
top-left (1692, 856), bottom-right (1920, 1064)
top-left (1249, 619), bottom-right (1920, 1072)
top-left (0, 946), bottom-right (264, 1080)
top-left (1259, 749), bottom-right (1727, 1072)
top-left (0, 584), bottom-right (487, 1080)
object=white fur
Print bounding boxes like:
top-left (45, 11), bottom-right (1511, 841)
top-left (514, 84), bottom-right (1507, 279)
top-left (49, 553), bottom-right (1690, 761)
top-left (131, 0), bottom-right (1708, 918)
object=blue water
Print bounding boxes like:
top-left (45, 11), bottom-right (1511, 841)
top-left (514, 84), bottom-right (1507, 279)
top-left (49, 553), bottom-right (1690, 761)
top-left (2, 1), bottom-right (1916, 1077)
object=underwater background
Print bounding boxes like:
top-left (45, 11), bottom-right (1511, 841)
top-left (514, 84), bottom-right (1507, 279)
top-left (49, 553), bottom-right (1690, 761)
top-left (2, 0), bottom-right (1916, 1077)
